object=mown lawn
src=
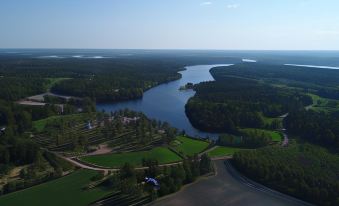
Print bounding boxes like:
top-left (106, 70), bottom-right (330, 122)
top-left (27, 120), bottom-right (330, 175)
top-left (239, 128), bottom-right (282, 142)
top-left (0, 170), bottom-right (111, 206)
top-left (171, 136), bottom-right (210, 156)
top-left (207, 146), bottom-right (244, 158)
top-left (81, 147), bottom-right (182, 168)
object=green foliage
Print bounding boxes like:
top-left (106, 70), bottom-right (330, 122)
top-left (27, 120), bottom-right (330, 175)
top-left (233, 143), bottom-right (339, 206)
top-left (0, 134), bottom-right (40, 169)
top-left (207, 146), bottom-right (244, 157)
top-left (185, 75), bottom-right (310, 133)
top-left (0, 170), bottom-right (111, 206)
top-left (239, 128), bottom-right (282, 142)
top-left (285, 109), bottom-right (339, 149)
top-left (0, 77), bottom-right (48, 101)
top-left (33, 113), bottom-right (93, 132)
top-left (158, 155), bottom-right (212, 197)
top-left (218, 133), bottom-right (270, 148)
top-left (213, 63), bottom-right (339, 99)
top-left (171, 136), bottom-right (209, 157)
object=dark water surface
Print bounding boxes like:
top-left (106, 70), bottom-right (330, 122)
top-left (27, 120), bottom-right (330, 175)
top-left (97, 65), bottom-right (232, 139)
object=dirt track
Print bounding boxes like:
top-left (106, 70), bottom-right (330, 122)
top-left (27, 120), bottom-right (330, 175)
top-left (151, 160), bottom-right (312, 206)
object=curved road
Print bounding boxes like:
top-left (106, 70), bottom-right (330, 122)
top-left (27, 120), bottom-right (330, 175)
top-left (151, 160), bottom-right (312, 206)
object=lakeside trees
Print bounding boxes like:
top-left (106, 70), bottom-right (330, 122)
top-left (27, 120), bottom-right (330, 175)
top-left (0, 55), bottom-right (239, 103)
top-left (185, 76), bottom-right (311, 133)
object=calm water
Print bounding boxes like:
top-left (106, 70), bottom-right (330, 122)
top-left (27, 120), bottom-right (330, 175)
top-left (97, 65), bottom-right (231, 139)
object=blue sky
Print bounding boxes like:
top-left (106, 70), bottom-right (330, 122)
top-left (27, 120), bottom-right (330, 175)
top-left (1, 0), bottom-right (339, 50)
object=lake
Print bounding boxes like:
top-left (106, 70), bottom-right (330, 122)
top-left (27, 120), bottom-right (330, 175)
top-left (97, 64), bottom-right (232, 140)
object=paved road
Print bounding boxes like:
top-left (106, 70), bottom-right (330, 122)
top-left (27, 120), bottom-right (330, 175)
top-left (151, 160), bottom-right (312, 206)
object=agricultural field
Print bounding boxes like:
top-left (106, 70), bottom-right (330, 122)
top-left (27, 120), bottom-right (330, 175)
top-left (239, 128), bottom-right (282, 142)
top-left (207, 146), bottom-right (245, 158)
top-left (80, 147), bottom-right (182, 168)
top-left (0, 170), bottom-right (111, 206)
top-left (171, 136), bottom-right (210, 156)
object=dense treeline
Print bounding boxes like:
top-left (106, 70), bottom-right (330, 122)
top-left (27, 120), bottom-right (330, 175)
top-left (0, 134), bottom-right (39, 173)
top-left (0, 55), bottom-right (239, 102)
top-left (232, 143), bottom-right (339, 206)
top-left (0, 78), bottom-right (49, 101)
top-left (218, 133), bottom-right (271, 148)
top-left (285, 109), bottom-right (339, 149)
top-left (185, 76), bottom-right (311, 132)
top-left (52, 78), bottom-right (146, 102)
top-left (212, 63), bottom-right (339, 99)
top-left (212, 63), bottom-right (339, 88)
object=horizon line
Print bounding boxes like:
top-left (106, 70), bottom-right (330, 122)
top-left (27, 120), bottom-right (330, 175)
top-left (1, 48), bottom-right (339, 52)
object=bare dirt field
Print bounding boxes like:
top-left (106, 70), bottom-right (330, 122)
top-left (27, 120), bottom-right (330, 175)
top-left (151, 160), bottom-right (312, 206)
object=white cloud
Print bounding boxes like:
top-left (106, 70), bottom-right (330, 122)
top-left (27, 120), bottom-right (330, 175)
top-left (200, 1), bottom-right (212, 6)
top-left (226, 4), bottom-right (239, 9)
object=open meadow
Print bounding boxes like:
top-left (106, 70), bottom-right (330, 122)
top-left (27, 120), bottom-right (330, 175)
top-left (80, 147), bottom-right (182, 168)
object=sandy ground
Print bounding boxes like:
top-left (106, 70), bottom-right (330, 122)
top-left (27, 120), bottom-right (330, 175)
top-left (151, 160), bottom-right (311, 206)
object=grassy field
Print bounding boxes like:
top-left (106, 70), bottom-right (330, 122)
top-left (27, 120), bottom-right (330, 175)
top-left (307, 93), bottom-right (339, 113)
top-left (0, 170), bottom-right (111, 206)
top-left (259, 113), bottom-right (283, 129)
top-left (207, 146), bottom-right (244, 158)
top-left (33, 113), bottom-right (93, 132)
top-left (239, 128), bottom-right (282, 142)
top-left (171, 136), bottom-right (210, 156)
top-left (80, 147), bottom-right (182, 168)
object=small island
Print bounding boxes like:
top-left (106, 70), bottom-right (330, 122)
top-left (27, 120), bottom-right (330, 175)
top-left (179, 82), bottom-right (194, 90)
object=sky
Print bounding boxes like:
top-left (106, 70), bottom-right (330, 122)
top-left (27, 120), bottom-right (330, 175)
top-left (0, 0), bottom-right (339, 50)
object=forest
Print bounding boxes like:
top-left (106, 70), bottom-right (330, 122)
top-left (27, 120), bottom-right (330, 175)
top-left (185, 76), bottom-right (311, 133)
top-left (285, 109), bottom-right (339, 150)
top-left (211, 63), bottom-right (339, 99)
top-left (232, 143), bottom-right (339, 206)
top-left (0, 55), bottom-right (239, 102)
